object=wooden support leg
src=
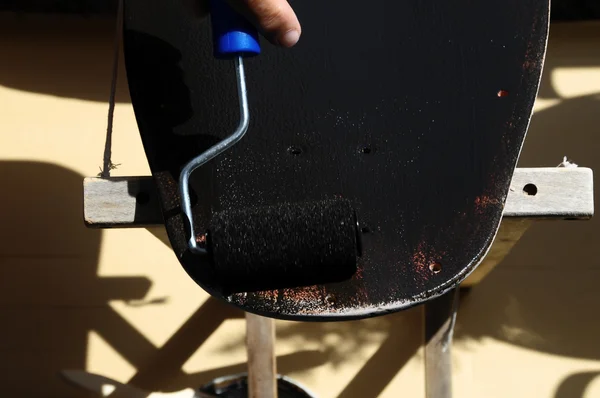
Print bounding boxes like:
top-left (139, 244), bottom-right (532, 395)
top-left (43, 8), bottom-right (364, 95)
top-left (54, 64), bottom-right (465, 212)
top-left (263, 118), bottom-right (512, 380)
top-left (425, 288), bottom-right (460, 398)
top-left (246, 313), bottom-right (278, 398)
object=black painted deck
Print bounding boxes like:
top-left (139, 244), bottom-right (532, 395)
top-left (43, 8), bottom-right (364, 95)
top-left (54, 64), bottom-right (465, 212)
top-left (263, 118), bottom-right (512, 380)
top-left (123, 0), bottom-right (549, 320)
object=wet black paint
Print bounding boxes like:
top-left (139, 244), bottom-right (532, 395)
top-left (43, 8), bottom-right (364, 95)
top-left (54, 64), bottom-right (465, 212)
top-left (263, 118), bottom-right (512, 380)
top-left (122, 0), bottom-right (550, 320)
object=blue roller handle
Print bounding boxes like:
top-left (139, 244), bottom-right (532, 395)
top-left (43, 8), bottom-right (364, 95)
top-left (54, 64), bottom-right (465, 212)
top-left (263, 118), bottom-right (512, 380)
top-left (210, 0), bottom-right (261, 58)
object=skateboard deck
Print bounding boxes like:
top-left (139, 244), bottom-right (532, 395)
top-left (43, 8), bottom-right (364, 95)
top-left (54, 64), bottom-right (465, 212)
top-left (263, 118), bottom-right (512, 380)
top-left (122, 0), bottom-right (550, 320)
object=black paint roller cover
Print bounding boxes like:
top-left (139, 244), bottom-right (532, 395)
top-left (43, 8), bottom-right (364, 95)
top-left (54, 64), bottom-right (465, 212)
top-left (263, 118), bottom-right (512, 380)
top-left (207, 198), bottom-right (360, 292)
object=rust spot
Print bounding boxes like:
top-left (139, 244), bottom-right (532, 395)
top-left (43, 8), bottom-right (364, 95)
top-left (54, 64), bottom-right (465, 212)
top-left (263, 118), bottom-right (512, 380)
top-left (523, 60), bottom-right (537, 70)
top-left (411, 234), bottom-right (449, 286)
top-left (282, 285), bottom-right (319, 302)
top-left (497, 90), bottom-right (509, 98)
top-left (354, 265), bottom-right (364, 280)
top-left (412, 241), bottom-right (432, 282)
top-left (255, 289), bottom-right (278, 301)
top-left (474, 195), bottom-right (500, 213)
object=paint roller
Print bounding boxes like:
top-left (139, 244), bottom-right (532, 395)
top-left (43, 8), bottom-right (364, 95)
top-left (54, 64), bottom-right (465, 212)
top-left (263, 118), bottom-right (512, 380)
top-left (178, 0), bottom-right (361, 292)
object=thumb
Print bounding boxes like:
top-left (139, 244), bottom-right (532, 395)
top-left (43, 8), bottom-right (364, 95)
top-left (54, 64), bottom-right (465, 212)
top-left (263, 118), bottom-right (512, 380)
top-left (222, 0), bottom-right (302, 47)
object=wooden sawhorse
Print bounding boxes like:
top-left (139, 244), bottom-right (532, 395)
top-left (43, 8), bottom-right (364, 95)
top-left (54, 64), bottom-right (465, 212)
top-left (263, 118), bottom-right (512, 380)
top-left (83, 166), bottom-right (594, 398)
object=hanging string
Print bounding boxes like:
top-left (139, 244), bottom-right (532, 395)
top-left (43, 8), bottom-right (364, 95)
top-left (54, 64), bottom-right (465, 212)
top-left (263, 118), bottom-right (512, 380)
top-left (100, 0), bottom-right (124, 178)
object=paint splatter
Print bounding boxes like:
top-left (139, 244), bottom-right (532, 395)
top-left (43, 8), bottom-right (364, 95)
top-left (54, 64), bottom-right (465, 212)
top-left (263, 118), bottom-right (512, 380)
top-left (285, 286), bottom-right (331, 315)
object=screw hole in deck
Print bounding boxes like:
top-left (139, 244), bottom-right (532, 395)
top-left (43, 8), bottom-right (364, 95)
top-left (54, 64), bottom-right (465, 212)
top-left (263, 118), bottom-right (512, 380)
top-left (523, 183), bottom-right (538, 196)
top-left (361, 147), bottom-right (372, 154)
top-left (288, 146), bottom-right (302, 156)
top-left (429, 262), bottom-right (442, 274)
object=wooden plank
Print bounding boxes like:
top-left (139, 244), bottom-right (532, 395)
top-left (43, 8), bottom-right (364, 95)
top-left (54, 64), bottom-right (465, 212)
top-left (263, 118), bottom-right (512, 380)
top-left (246, 313), bottom-right (278, 398)
top-left (83, 176), bottom-right (163, 228)
top-left (83, 167), bottom-right (594, 288)
top-left (503, 167), bottom-right (594, 219)
top-left (83, 168), bottom-right (594, 228)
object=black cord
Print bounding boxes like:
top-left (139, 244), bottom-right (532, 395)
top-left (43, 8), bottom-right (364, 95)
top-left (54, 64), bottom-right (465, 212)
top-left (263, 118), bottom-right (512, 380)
top-left (100, 0), bottom-right (124, 178)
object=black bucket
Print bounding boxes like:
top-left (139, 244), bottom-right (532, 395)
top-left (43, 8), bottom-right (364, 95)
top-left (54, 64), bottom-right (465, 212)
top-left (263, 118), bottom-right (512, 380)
top-left (199, 373), bottom-right (317, 398)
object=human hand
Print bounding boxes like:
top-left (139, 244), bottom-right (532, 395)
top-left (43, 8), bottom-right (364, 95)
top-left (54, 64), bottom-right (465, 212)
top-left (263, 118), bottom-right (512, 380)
top-left (193, 0), bottom-right (301, 48)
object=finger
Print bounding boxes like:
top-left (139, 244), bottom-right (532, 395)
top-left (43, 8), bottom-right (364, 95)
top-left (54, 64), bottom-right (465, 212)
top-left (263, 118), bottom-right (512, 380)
top-left (227, 0), bottom-right (301, 47)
